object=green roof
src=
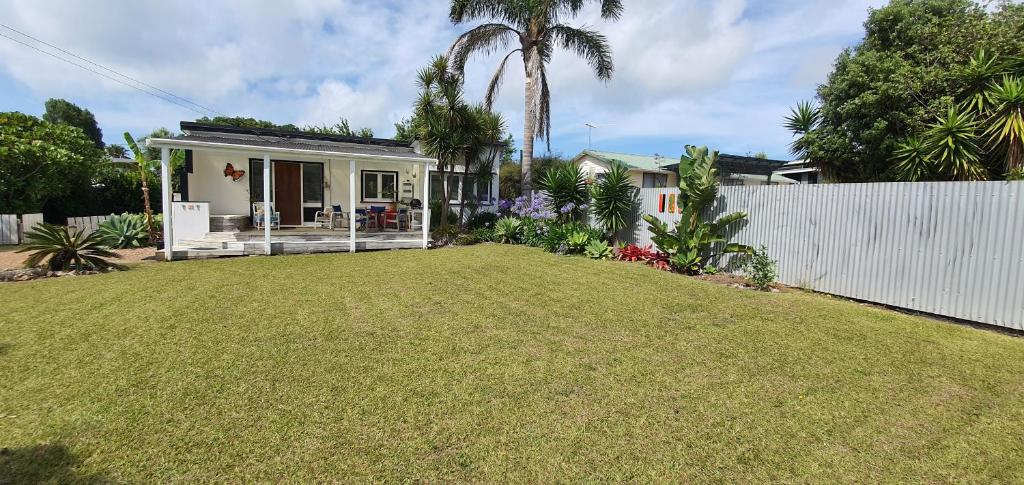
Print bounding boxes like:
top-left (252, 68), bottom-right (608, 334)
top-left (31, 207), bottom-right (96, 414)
top-left (579, 150), bottom-right (674, 172)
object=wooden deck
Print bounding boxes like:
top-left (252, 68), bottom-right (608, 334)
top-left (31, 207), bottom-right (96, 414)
top-left (164, 228), bottom-right (428, 260)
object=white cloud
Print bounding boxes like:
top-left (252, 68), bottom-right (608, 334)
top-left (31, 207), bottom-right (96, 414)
top-left (0, 0), bottom-right (883, 158)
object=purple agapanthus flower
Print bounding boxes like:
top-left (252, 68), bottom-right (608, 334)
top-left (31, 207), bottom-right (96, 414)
top-left (511, 193), bottom-right (555, 220)
top-left (559, 202), bottom-right (576, 214)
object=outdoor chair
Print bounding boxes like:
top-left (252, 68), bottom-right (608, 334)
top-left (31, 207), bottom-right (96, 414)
top-left (252, 202), bottom-right (280, 230)
top-left (384, 208), bottom-right (408, 231)
top-left (369, 206), bottom-right (387, 230)
top-left (355, 208), bottom-right (376, 231)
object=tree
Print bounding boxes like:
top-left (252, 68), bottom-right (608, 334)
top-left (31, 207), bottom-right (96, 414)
top-left (786, 0), bottom-right (1024, 182)
top-left (124, 132), bottom-right (183, 244)
top-left (42, 98), bottom-right (104, 149)
top-left (448, 0), bottom-right (622, 195)
top-left (105, 144), bottom-right (128, 159)
top-left (0, 112), bottom-right (101, 215)
top-left (413, 56), bottom-right (475, 231)
top-left (457, 106), bottom-right (506, 224)
top-left (304, 118), bottom-right (375, 138)
top-left (196, 116), bottom-right (302, 132)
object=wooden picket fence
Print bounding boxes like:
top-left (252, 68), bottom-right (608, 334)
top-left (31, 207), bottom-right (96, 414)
top-left (67, 215), bottom-right (113, 235)
top-left (0, 213), bottom-right (45, 245)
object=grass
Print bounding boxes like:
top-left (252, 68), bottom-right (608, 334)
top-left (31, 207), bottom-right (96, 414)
top-left (1, 245), bottom-right (1023, 482)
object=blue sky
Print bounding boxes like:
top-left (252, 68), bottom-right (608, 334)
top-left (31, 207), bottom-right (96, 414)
top-left (0, 0), bottom-right (883, 161)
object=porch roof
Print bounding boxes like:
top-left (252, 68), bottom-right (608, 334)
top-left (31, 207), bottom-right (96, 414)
top-left (146, 132), bottom-right (437, 164)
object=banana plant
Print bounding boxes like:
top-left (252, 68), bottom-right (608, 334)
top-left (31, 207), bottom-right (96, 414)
top-left (124, 132), bottom-right (184, 244)
top-left (642, 145), bottom-right (751, 274)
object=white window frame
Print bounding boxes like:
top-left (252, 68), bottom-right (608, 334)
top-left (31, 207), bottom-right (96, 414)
top-left (361, 170), bottom-right (398, 203)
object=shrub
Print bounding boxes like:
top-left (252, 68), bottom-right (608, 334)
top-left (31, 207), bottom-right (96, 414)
top-left (467, 211), bottom-right (499, 230)
top-left (520, 218), bottom-right (548, 247)
top-left (746, 245), bottom-right (778, 291)
top-left (493, 217), bottom-right (523, 244)
top-left (429, 200), bottom-right (458, 230)
top-left (455, 232), bottom-right (481, 246)
top-left (431, 225), bottom-right (462, 246)
top-left (584, 239), bottom-right (613, 260)
top-left (643, 145), bottom-right (752, 274)
top-left (97, 213), bottom-right (149, 248)
top-left (614, 243), bottom-right (654, 263)
top-left (18, 223), bottom-right (123, 271)
top-left (590, 161), bottom-right (637, 242)
top-left (539, 163), bottom-right (589, 222)
top-left (472, 227), bottom-right (495, 242)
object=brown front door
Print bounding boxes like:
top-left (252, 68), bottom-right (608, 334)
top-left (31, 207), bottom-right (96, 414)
top-left (273, 162), bottom-right (302, 226)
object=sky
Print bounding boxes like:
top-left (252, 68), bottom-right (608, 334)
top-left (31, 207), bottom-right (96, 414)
top-left (0, 0), bottom-right (886, 161)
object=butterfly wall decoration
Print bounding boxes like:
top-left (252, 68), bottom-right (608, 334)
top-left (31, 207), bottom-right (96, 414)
top-left (223, 163), bottom-right (245, 181)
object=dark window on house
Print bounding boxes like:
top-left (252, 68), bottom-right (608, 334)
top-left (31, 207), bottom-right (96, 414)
top-left (362, 170), bottom-right (398, 202)
top-left (642, 173), bottom-right (668, 188)
top-left (249, 159), bottom-right (266, 204)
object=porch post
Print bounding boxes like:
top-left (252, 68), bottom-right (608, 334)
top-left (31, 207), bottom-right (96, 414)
top-left (160, 147), bottom-right (173, 261)
top-left (422, 161), bottom-right (430, 249)
top-left (263, 154), bottom-right (271, 255)
top-left (349, 159), bottom-right (356, 253)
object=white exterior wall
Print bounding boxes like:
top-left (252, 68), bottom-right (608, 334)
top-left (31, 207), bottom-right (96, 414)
top-left (187, 148), bottom-right (499, 220)
top-left (575, 154), bottom-right (677, 188)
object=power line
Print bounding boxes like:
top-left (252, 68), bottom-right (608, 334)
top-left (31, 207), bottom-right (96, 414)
top-left (0, 24), bottom-right (225, 117)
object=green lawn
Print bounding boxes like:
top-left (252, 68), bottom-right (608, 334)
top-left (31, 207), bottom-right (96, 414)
top-left (2, 245), bottom-right (1023, 482)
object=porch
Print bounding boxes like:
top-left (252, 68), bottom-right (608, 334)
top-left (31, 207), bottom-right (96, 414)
top-left (164, 227), bottom-right (429, 260)
top-left (146, 123), bottom-right (444, 261)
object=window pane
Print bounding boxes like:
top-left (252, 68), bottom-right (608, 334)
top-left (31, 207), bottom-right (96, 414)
top-left (381, 173), bottom-right (397, 200)
top-left (302, 164), bottom-right (323, 203)
top-left (448, 175), bottom-right (461, 201)
top-left (250, 160), bottom-right (264, 202)
top-left (363, 172), bottom-right (379, 199)
top-left (642, 173), bottom-right (654, 188)
top-left (657, 174), bottom-right (668, 188)
top-left (430, 173), bottom-right (444, 202)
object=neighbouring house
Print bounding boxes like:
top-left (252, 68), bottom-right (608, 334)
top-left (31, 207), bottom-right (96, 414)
top-left (572, 150), bottom-right (795, 187)
top-left (146, 122), bottom-right (499, 260)
top-left (772, 159), bottom-right (822, 184)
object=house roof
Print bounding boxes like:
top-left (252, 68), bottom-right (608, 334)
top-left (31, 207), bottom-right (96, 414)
top-left (576, 150), bottom-right (674, 172)
top-left (145, 122), bottom-right (435, 163)
top-left (577, 149), bottom-right (789, 176)
top-left (662, 154), bottom-right (789, 177)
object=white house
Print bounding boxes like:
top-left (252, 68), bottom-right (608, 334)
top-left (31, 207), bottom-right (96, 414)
top-left (572, 149), bottom-right (796, 187)
top-left (147, 122), bottom-right (499, 260)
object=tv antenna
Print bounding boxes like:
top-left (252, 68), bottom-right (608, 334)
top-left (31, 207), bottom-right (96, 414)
top-left (584, 123), bottom-right (615, 149)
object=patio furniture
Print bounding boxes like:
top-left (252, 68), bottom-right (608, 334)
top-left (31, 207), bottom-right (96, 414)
top-left (408, 209), bottom-right (424, 231)
top-left (384, 208), bottom-right (408, 231)
top-left (313, 208), bottom-right (334, 229)
top-left (252, 202), bottom-right (280, 230)
top-left (369, 206), bottom-right (387, 230)
top-left (355, 208), bottom-right (377, 231)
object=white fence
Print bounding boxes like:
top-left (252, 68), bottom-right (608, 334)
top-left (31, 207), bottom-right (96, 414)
top-left (0, 215), bottom-right (18, 245)
top-left (626, 182), bottom-right (1024, 330)
top-left (67, 215), bottom-right (112, 235)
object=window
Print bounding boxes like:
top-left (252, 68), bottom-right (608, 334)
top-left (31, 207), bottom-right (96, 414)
top-left (429, 172), bottom-right (493, 205)
top-left (302, 164), bottom-right (323, 204)
top-left (642, 173), bottom-right (669, 188)
top-left (249, 160), bottom-right (265, 203)
top-left (362, 171), bottom-right (398, 202)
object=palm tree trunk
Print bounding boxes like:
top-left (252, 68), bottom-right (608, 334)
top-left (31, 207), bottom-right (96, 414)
top-left (138, 164), bottom-right (157, 244)
top-left (522, 47), bottom-right (540, 196)
top-left (458, 156), bottom-right (471, 226)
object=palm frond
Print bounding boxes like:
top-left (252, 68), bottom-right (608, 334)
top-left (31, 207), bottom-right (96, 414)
top-left (447, 23), bottom-right (520, 73)
top-left (537, 65), bottom-right (552, 151)
top-left (549, 25), bottom-right (614, 80)
top-left (982, 75), bottom-right (1024, 173)
top-left (891, 136), bottom-right (933, 182)
top-left (485, 49), bottom-right (522, 109)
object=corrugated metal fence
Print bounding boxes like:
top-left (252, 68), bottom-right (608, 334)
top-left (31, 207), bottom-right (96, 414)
top-left (623, 182), bottom-right (1024, 330)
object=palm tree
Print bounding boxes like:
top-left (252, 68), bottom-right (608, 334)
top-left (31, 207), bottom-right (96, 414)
top-left (447, 0), bottom-right (622, 195)
top-left (458, 105), bottom-right (506, 224)
top-left (983, 76), bottom-right (1024, 175)
top-left (124, 132), bottom-right (183, 244)
top-left (414, 56), bottom-right (475, 231)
